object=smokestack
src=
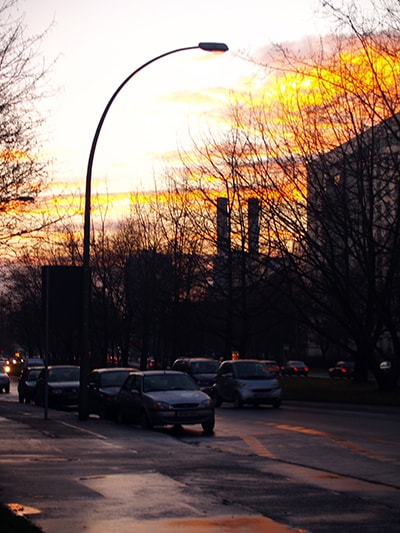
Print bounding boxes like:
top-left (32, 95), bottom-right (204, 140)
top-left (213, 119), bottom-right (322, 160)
top-left (248, 198), bottom-right (259, 255)
top-left (217, 197), bottom-right (229, 255)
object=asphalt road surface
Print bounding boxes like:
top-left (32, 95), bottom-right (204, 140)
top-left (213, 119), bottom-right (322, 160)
top-left (0, 378), bottom-right (399, 532)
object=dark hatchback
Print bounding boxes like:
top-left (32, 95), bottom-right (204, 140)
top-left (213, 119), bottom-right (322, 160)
top-left (34, 365), bottom-right (80, 407)
top-left (87, 367), bottom-right (133, 419)
top-left (117, 370), bottom-right (215, 433)
top-left (281, 360), bottom-right (309, 376)
top-left (171, 358), bottom-right (219, 395)
top-left (18, 366), bottom-right (44, 403)
top-left (329, 361), bottom-right (355, 379)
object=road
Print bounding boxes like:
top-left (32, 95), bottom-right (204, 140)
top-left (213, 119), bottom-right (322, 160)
top-left (0, 378), bottom-right (399, 532)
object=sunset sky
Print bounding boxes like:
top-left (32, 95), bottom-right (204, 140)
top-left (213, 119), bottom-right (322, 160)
top-left (17, 0), bottom-right (373, 221)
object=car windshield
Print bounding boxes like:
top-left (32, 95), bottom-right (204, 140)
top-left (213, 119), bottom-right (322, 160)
top-left (191, 361), bottom-right (219, 374)
top-left (48, 368), bottom-right (80, 382)
top-left (27, 369), bottom-right (42, 380)
top-left (100, 370), bottom-right (131, 387)
top-left (234, 362), bottom-right (273, 379)
top-left (143, 373), bottom-right (198, 392)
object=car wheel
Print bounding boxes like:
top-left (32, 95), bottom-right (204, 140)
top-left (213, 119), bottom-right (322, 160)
top-left (212, 390), bottom-right (223, 407)
top-left (18, 394), bottom-right (24, 403)
top-left (117, 407), bottom-right (125, 424)
top-left (233, 392), bottom-right (242, 408)
top-left (140, 410), bottom-right (153, 430)
top-left (98, 402), bottom-right (108, 420)
top-left (34, 394), bottom-right (42, 406)
top-left (202, 417), bottom-right (215, 434)
top-left (273, 399), bottom-right (281, 408)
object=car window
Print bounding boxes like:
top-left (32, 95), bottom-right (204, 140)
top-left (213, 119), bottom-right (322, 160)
top-left (100, 370), bottom-right (131, 387)
top-left (191, 361), bottom-right (219, 373)
top-left (27, 368), bottom-right (42, 380)
top-left (122, 375), bottom-right (135, 391)
top-left (48, 368), bottom-right (80, 382)
top-left (144, 373), bottom-right (197, 392)
top-left (235, 362), bottom-right (273, 379)
top-left (219, 363), bottom-right (232, 376)
top-left (131, 375), bottom-right (142, 391)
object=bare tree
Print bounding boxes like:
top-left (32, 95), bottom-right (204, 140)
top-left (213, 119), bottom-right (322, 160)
top-left (0, 0), bottom-right (50, 246)
top-left (232, 2), bottom-right (400, 386)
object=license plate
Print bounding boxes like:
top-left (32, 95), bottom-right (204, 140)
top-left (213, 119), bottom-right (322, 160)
top-left (176, 410), bottom-right (199, 418)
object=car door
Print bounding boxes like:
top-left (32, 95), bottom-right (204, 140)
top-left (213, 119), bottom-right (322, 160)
top-left (87, 371), bottom-right (99, 413)
top-left (217, 363), bottom-right (234, 401)
top-left (118, 374), bottom-right (142, 422)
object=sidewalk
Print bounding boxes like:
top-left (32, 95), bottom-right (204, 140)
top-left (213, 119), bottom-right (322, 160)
top-left (0, 408), bottom-right (303, 533)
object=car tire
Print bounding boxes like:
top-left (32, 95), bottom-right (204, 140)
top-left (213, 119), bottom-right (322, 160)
top-left (202, 417), bottom-right (215, 434)
top-left (140, 410), bottom-right (153, 430)
top-left (233, 392), bottom-right (242, 408)
top-left (212, 389), bottom-right (223, 407)
top-left (99, 402), bottom-right (108, 420)
top-left (117, 407), bottom-right (125, 424)
top-left (18, 394), bottom-right (24, 403)
top-left (5, 386), bottom-right (9, 394)
top-left (34, 394), bottom-right (42, 406)
top-left (273, 400), bottom-right (281, 408)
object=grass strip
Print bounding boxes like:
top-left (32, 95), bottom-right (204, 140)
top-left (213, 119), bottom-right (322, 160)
top-left (278, 376), bottom-right (400, 406)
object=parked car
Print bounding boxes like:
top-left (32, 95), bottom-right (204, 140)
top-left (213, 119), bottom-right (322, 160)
top-left (212, 359), bottom-right (282, 408)
top-left (281, 360), bottom-right (309, 377)
top-left (329, 361), bottom-right (355, 379)
top-left (35, 365), bottom-right (80, 407)
top-left (263, 360), bottom-right (281, 375)
top-left (18, 365), bottom-right (44, 403)
top-left (171, 358), bottom-right (219, 395)
top-left (0, 369), bottom-right (10, 393)
top-left (87, 367), bottom-right (133, 419)
top-left (116, 370), bottom-right (215, 433)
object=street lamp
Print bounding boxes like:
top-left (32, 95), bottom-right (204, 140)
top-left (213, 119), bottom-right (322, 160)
top-left (79, 42), bottom-right (229, 420)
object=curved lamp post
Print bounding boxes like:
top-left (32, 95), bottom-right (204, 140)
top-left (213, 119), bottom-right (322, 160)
top-left (79, 42), bottom-right (229, 419)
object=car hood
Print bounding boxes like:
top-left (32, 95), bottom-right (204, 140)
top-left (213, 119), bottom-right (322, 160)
top-left (238, 378), bottom-right (279, 390)
top-left (192, 373), bottom-right (216, 381)
top-left (48, 381), bottom-right (80, 388)
top-left (146, 389), bottom-right (210, 404)
top-left (99, 386), bottom-right (121, 397)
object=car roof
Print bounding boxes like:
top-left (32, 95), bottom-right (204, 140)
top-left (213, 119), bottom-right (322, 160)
top-left (222, 359), bottom-right (269, 364)
top-left (129, 370), bottom-right (184, 376)
top-left (91, 367), bottom-right (133, 373)
top-left (46, 365), bottom-right (79, 370)
top-left (174, 358), bottom-right (215, 363)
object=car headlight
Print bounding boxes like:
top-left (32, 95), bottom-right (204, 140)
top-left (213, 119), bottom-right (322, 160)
top-left (200, 398), bottom-right (213, 408)
top-left (51, 388), bottom-right (63, 395)
top-left (153, 400), bottom-right (173, 410)
top-left (237, 380), bottom-right (250, 389)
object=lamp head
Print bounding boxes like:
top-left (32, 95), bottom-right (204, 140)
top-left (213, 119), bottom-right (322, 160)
top-left (198, 42), bottom-right (229, 52)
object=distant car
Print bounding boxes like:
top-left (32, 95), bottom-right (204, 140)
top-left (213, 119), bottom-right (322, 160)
top-left (281, 360), bottom-right (309, 377)
top-left (0, 370), bottom-right (10, 393)
top-left (263, 360), bottom-right (281, 375)
top-left (171, 358), bottom-right (219, 395)
top-left (87, 367), bottom-right (133, 419)
top-left (18, 366), bottom-right (44, 403)
top-left (379, 361), bottom-right (392, 373)
top-left (212, 359), bottom-right (282, 408)
top-left (329, 361), bottom-right (355, 379)
top-left (116, 370), bottom-right (215, 433)
top-left (34, 365), bottom-right (80, 407)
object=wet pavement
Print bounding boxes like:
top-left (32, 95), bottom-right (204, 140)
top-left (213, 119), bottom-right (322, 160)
top-left (1, 387), bottom-right (399, 532)
top-left (0, 405), bottom-right (303, 533)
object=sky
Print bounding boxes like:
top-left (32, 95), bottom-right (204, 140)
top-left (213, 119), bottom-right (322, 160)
top-left (15, 0), bottom-right (372, 220)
